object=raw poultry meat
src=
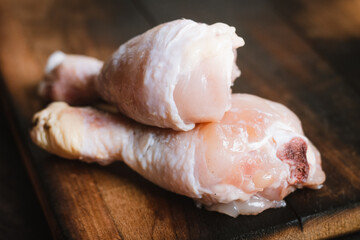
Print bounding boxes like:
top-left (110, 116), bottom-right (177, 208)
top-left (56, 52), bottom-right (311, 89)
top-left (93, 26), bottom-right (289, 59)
top-left (98, 19), bottom-right (244, 131)
top-left (39, 51), bottom-right (103, 105)
top-left (40, 19), bottom-right (244, 131)
top-left (30, 94), bottom-right (325, 217)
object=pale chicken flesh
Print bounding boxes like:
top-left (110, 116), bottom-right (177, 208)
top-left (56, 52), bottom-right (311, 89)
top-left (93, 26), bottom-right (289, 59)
top-left (30, 94), bottom-right (325, 217)
top-left (40, 19), bottom-right (244, 131)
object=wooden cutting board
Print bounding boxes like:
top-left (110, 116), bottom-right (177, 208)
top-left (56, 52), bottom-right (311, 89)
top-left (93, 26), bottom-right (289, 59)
top-left (0, 0), bottom-right (359, 239)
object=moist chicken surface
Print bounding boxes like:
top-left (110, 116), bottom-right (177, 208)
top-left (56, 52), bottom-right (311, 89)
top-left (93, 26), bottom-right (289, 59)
top-left (31, 94), bottom-right (325, 217)
top-left (40, 19), bottom-right (244, 131)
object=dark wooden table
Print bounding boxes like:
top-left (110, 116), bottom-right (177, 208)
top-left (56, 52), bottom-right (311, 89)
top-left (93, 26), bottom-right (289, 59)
top-left (0, 0), bottom-right (359, 239)
top-left (0, 97), bottom-right (51, 239)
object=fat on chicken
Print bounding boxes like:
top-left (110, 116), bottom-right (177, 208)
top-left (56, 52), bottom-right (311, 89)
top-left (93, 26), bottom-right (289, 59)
top-left (30, 94), bottom-right (325, 217)
top-left (40, 19), bottom-right (244, 131)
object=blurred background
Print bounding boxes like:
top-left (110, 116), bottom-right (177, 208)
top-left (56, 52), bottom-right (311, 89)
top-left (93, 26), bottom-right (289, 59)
top-left (0, 0), bottom-right (359, 239)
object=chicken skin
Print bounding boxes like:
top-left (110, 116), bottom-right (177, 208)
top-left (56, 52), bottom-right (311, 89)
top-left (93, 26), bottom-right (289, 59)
top-left (30, 94), bottom-right (325, 217)
top-left (39, 51), bottom-right (103, 105)
top-left (40, 19), bottom-right (244, 131)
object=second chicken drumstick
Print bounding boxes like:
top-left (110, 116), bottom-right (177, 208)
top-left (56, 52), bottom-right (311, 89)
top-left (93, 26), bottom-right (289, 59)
top-left (40, 19), bottom-right (244, 131)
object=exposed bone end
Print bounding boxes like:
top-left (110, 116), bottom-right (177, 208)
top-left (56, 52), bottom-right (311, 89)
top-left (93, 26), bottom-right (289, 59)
top-left (45, 51), bottom-right (66, 74)
top-left (30, 102), bottom-right (84, 160)
top-left (39, 51), bottom-right (66, 100)
top-left (40, 51), bottom-right (103, 104)
top-left (277, 137), bottom-right (310, 184)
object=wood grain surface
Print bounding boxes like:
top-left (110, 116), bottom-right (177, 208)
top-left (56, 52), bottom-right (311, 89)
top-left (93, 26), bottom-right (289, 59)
top-left (0, 0), bottom-right (359, 239)
top-left (0, 81), bottom-right (52, 240)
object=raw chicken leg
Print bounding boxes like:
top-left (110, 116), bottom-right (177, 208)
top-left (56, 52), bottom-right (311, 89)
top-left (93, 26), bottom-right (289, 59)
top-left (30, 94), bottom-right (325, 217)
top-left (39, 51), bottom-right (103, 105)
top-left (40, 19), bottom-right (244, 131)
